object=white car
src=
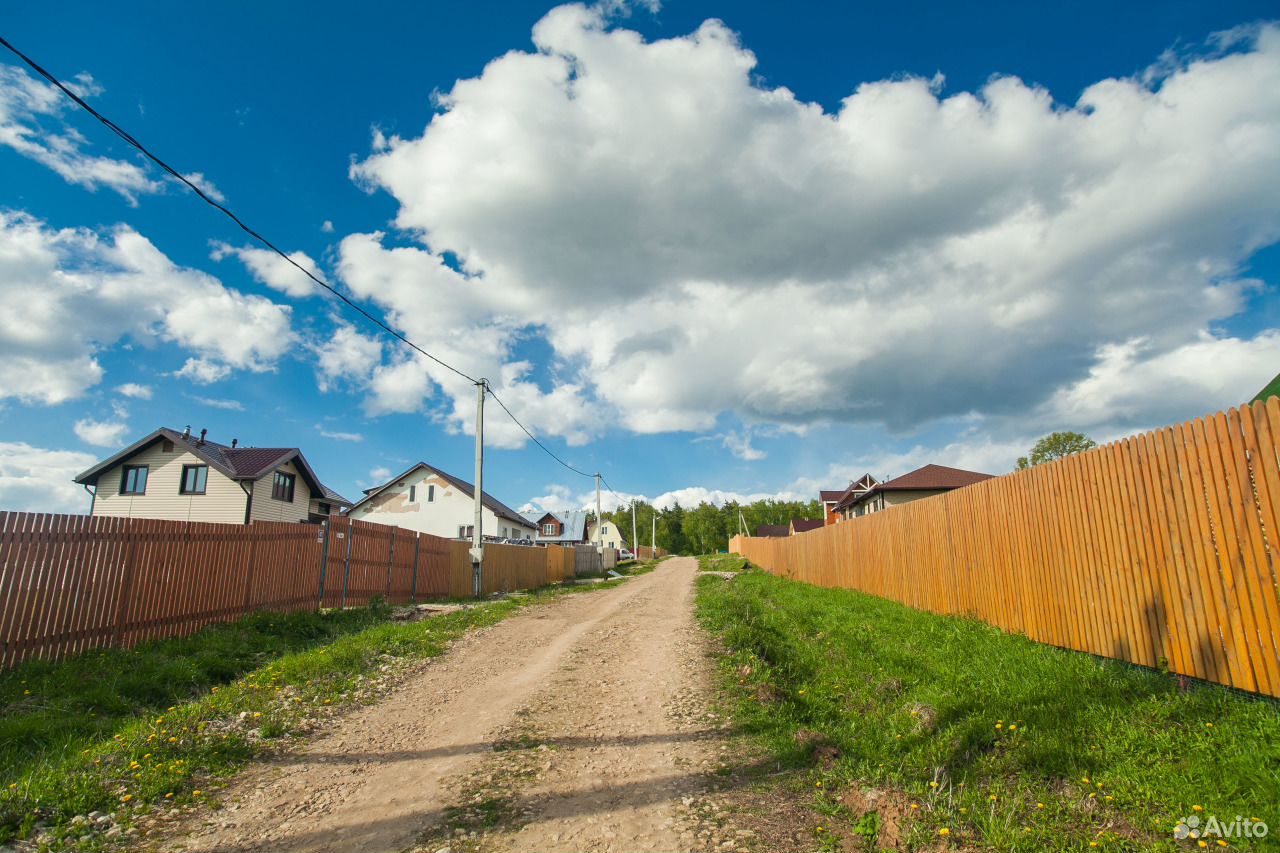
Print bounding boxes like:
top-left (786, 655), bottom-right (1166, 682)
top-left (619, 548), bottom-right (635, 561)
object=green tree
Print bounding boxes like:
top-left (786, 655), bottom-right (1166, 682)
top-left (1015, 431), bottom-right (1097, 470)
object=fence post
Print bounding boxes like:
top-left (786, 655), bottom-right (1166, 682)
top-left (341, 518), bottom-right (354, 609)
top-left (317, 519), bottom-right (331, 610)
top-left (385, 527), bottom-right (396, 599)
top-left (410, 534), bottom-right (420, 603)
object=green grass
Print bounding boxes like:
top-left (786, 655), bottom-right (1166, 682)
top-left (696, 567), bottom-right (1280, 852)
top-left (1254, 371), bottom-right (1280, 404)
top-left (697, 553), bottom-right (751, 573)
top-left (0, 580), bottom-right (626, 849)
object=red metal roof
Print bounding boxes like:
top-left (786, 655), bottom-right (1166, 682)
top-left (847, 464), bottom-right (994, 508)
top-left (819, 490), bottom-right (846, 502)
top-left (755, 524), bottom-right (790, 538)
top-left (791, 519), bottom-right (825, 533)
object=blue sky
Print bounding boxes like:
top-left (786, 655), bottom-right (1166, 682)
top-left (1, 0), bottom-right (1278, 515)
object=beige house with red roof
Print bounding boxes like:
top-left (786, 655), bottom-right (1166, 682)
top-left (833, 464), bottom-right (993, 520)
top-left (348, 462), bottom-right (536, 541)
top-left (74, 426), bottom-right (351, 525)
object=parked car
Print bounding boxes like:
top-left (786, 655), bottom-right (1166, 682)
top-left (619, 548), bottom-right (635, 561)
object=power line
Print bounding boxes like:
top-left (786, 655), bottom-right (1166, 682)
top-left (0, 34), bottom-right (477, 387)
top-left (2, 35), bottom-right (632, 496)
top-left (484, 386), bottom-right (597, 480)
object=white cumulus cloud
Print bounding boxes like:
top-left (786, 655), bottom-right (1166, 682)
top-left (0, 211), bottom-right (295, 404)
top-left (341, 10), bottom-right (1280, 444)
top-left (0, 441), bottom-right (97, 512)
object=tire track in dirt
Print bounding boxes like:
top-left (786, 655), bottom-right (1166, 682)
top-left (162, 557), bottom-right (736, 853)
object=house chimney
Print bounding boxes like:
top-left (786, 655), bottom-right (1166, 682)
top-left (183, 425), bottom-right (191, 439)
top-left (231, 438), bottom-right (238, 449)
top-left (198, 428), bottom-right (207, 446)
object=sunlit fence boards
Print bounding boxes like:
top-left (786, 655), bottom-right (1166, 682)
top-left (731, 399), bottom-right (1280, 698)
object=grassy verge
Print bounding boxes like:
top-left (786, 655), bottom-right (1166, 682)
top-left (0, 580), bottom-right (624, 850)
top-left (696, 566), bottom-right (1280, 852)
top-left (697, 553), bottom-right (751, 573)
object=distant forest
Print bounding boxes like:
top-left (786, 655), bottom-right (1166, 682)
top-left (602, 497), bottom-right (823, 556)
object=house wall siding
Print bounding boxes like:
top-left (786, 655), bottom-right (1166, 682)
top-left (91, 443), bottom-right (247, 523)
top-left (249, 460), bottom-right (312, 524)
top-left (353, 469), bottom-right (535, 540)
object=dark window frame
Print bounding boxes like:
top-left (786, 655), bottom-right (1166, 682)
top-left (271, 470), bottom-right (296, 503)
top-left (120, 464), bottom-right (148, 495)
top-left (427, 484), bottom-right (435, 502)
top-left (409, 484), bottom-right (416, 503)
top-left (179, 464), bottom-right (208, 495)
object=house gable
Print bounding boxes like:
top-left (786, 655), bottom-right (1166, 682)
top-left (89, 441), bottom-right (247, 524)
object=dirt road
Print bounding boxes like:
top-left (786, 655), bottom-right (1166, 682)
top-left (166, 557), bottom-right (739, 853)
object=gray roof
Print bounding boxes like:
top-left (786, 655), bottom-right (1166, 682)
top-left (530, 509), bottom-right (590, 543)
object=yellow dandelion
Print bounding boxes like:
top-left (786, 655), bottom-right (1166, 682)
top-left (1216, 842), bottom-right (1228, 848)
top-left (1193, 805), bottom-right (1204, 813)
top-left (815, 781), bottom-right (822, 788)
top-left (164, 793), bottom-right (173, 799)
top-left (193, 790), bottom-right (202, 796)
top-left (1036, 802), bottom-right (1045, 809)
top-left (168, 737), bottom-right (178, 743)
top-left (1082, 777), bottom-right (1090, 784)
top-left (1095, 782), bottom-right (1103, 789)
top-left (995, 723), bottom-right (1003, 730)
top-left (121, 794), bottom-right (132, 803)
top-left (1198, 842), bottom-right (1208, 849)
top-left (911, 803), bottom-right (920, 810)
top-left (938, 827), bottom-right (950, 836)
top-left (930, 781), bottom-right (939, 788)
top-left (1008, 724), bottom-right (1018, 731)
top-left (989, 795), bottom-right (998, 802)
top-left (1205, 722), bottom-right (1214, 728)
top-left (1089, 843), bottom-right (1098, 849)
top-left (959, 808), bottom-right (968, 814)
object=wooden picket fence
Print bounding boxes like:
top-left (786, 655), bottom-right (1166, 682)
top-left (0, 513), bottom-right (576, 668)
top-left (731, 399), bottom-right (1280, 699)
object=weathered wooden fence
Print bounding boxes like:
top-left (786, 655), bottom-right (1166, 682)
top-left (0, 513), bottom-right (575, 668)
top-left (731, 399), bottom-right (1280, 699)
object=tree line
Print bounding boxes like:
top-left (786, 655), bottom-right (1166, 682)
top-left (600, 497), bottom-right (823, 556)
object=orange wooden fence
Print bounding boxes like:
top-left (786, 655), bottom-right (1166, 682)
top-left (0, 513), bottom-right (575, 668)
top-left (731, 399), bottom-right (1280, 698)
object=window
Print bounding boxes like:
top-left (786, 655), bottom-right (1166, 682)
top-left (427, 484), bottom-right (435, 502)
top-left (409, 485), bottom-right (416, 502)
top-left (458, 524), bottom-right (474, 539)
top-left (272, 471), bottom-right (296, 502)
top-left (120, 465), bottom-right (148, 495)
top-left (542, 523), bottom-right (556, 536)
top-left (179, 465), bottom-right (208, 495)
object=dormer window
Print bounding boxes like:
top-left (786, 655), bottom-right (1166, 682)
top-left (542, 522), bottom-right (557, 536)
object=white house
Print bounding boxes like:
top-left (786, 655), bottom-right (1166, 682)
top-left (586, 518), bottom-right (629, 551)
top-left (73, 426), bottom-right (351, 525)
top-left (347, 462), bottom-right (536, 541)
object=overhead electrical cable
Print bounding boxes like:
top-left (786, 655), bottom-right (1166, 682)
top-left (2, 34), bottom-right (619, 488)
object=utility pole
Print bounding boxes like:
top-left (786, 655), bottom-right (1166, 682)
top-left (471, 379), bottom-right (486, 598)
top-left (652, 512), bottom-right (656, 557)
top-left (594, 473), bottom-right (602, 552)
top-left (631, 499), bottom-right (638, 559)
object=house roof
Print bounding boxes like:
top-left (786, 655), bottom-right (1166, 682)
top-left (848, 464), bottom-right (994, 508)
top-left (349, 461), bottom-right (531, 527)
top-left (528, 509), bottom-right (591, 543)
top-left (790, 519), bottom-right (825, 533)
top-left (755, 524), bottom-right (790, 538)
top-left (831, 473), bottom-right (882, 512)
top-left (819, 490), bottom-right (846, 503)
top-left (73, 427), bottom-right (347, 503)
